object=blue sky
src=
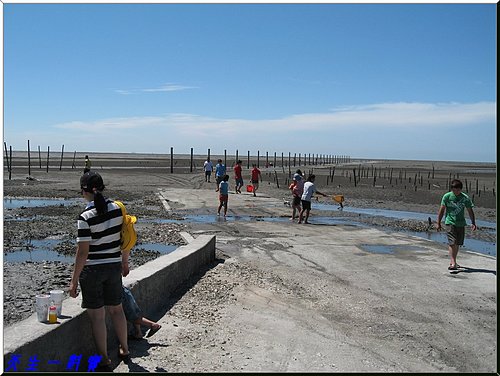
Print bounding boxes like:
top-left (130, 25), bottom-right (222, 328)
top-left (2, 3), bottom-right (497, 162)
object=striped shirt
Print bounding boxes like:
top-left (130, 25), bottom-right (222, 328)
top-left (77, 199), bottom-right (123, 266)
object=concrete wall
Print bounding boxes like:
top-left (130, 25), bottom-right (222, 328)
top-left (3, 235), bottom-right (215, 372)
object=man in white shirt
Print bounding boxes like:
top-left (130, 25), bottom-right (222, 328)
top-left (298, 174), bottom-right (327, 224)
top-left (203, 157), bottom-right (213, 182)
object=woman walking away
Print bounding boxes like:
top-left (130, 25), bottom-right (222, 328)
top-left (69, 171), bottom-right (130, 371)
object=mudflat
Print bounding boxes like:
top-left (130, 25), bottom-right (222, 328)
top-left (3, 155), bottom-right (496, 372)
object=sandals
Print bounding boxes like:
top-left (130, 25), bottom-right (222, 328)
top-left (448, 263), bottom-right (463, 270)
top-left (146, 324), bottom-right (162, 338)
top-left (118, 347), bottom-right (130, 362)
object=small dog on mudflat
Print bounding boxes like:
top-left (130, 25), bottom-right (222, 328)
top-left (283, 198), bottom-right (291, 207)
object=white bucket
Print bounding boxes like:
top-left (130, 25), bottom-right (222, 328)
top-left (35, 294), bottom-right (50, 322)
top-left (49, 290), bottom-right (64, 317)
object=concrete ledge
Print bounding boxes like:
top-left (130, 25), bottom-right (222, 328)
top-left (3, 235), bottom-right (216, 372)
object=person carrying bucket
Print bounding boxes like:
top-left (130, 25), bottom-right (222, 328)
top-left (298, 174), bottom-right (327, 224)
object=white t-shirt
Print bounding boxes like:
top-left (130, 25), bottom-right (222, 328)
top-left (204, 161), bottom-right (213, 172)
top-left (301, 181), bottom-right (316, 201)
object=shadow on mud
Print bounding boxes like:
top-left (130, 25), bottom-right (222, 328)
top-left (449, 267), bottom-right (496, 276)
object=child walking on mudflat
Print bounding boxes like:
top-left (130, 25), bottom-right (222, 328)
top-left (217, 175), bottom-right (230, 217)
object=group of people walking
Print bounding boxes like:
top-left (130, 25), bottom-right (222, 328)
top-left (204, 158), bottom-right (263, 217)
top-left (204, 157), bottom-right (477, 271)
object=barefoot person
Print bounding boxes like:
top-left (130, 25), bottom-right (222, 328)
top-left (69, 171), bottom-right (130, 371)
top-left (217, 175), bottom-right (230, 217)
top-left (250, 164), bottom-right (262, 197)
top-left (215, 159), bottom-right (226, 192)
top-left (233, 160), bottom-right (244, 194)
top-left (289, 169), bottom-right (304, 221)
top-left (298, 174), bottom-right (327, 224)
top-left (436, 179), bottom-right (477, 270)
top-left (122, 286), bottom-right (162, 340)
top-left (203, 157), bottom-right (213, 183)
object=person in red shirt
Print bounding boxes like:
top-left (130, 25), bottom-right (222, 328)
top-left (233, 160), bottom-right (244, 194)
top-left (251, 164), bottom-right (262, 197)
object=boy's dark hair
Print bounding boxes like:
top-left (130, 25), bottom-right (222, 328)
top-left (307, 174), bottom-right (316, 182)
top-left (296, 169), bottom-right (302, 175)
top-left (223, 175), bottom-right (230, 181)
top-left (237, 160), bottom-right (242, 164)
top-left (450, 179), bottom-right (463, 189)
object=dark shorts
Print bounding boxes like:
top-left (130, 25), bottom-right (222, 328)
top-left (301, 200), bottom-right (311, 210)
top-left (446, 225), bottom-right (465, 246)
top-left (122, 286), bottom-right (142, 322)
top-left (205, 171), bottom-right (212, 177)
top-left (235, 177), bottom-right (244, 186)
top-left (292, 196), bottom-right (301, 207)
top-left (79, 263), bottom-right (123, 309)
top-left (216, 176), bottom-right (223, 185)
top-left (252, 180), bottom-right (259, 184)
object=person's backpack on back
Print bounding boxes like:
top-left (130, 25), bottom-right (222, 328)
top-left (114, 200), bottom-right (137, 252)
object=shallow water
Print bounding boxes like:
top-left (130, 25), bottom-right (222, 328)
top-left (4, 199), bottom-right (495, 259)
top-left (4, 239), bottom-right (178, 263)
top-left (3, 198), bottom-right (80, 209)
top-left (312, 203), bottom-right (496, 229)
top-left (3, 240), bottom-right (73, 263)
top-left (402, 231), bottom-right (496, 257)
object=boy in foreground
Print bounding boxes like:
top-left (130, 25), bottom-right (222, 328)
top-left (436, 179), bottom-right (477, 270)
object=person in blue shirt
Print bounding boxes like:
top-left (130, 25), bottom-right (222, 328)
top-left (215, 159), bottom-right (227, 192)
top-left (217, 175), bottom-right (230, 217)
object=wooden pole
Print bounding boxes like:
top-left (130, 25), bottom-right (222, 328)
top-left (38, 146), bottom-right (42, 169)
top-left (46, 146), bottom-right (50, 173)
top-left (207, 148), bottom-right (210, 160)
top-left (274, 152), bottom-right (277, 168)
top-left (257, 150), bottom-right (260, 168)
top-left (224, 149), bottom-right (227, 167)
top-left (247, 151), bottom-right (250, 169)
top-left (9, 146), bottom-right (12, 180)
top-left (4, 142), bottom-right (10, 173)
top-left (274, 171), bottom-right (280, 189)
top-left (190, 148), bottom-right (194, 172)
top-left (170, 147), bottom-right (174, 173)
top-left (72, 151), bottom-right (77, 169)
top-left (59, 144), bottom-right (64, 171)
top-left (288, 152), bottom-right (291, 175)
top-left (27, 140), bottom-right (31, 176)
top-left (353, 168), bottom-right (357, 187)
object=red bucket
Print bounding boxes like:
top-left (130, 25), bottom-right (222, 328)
top-left (246, 184), bottom-right (253, 193)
